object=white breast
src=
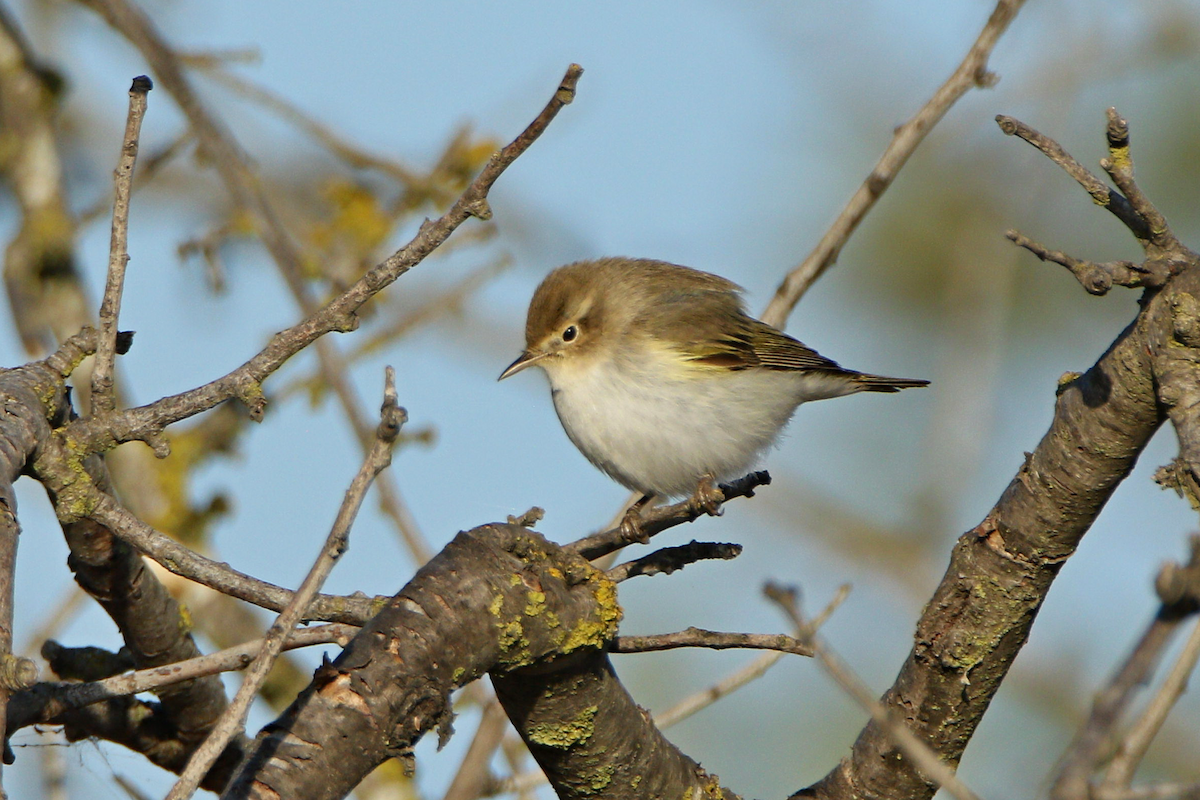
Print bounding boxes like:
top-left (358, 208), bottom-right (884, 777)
top-left (542, 346), bottom-right (844, 497)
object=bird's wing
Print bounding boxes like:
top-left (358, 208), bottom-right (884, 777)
top-left (740, 318), bottom-right (846, 372)
top-left (638, 293), bottom-right (845, 373)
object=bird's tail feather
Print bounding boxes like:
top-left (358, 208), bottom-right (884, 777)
top-left (854, 373), bottom-right (930, 393)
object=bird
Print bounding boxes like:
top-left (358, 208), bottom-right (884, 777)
top-left (500, 257), bottom-right (928, 503)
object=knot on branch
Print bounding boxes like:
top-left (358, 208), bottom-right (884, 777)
top-left (1170, 292), bottom-right (1200, 348)
top-left (0, 656), bottom-right (38, 691)
top-left (235, 381), bottom-right (267, 421)
top-left (1154, 536), bottom-right (1200, 612)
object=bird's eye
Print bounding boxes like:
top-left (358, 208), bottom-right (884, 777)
top-left (562, 325), bottom-right (578, 342)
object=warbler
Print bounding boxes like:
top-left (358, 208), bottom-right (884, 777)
top-left (500, 258), bottom-right (928, 500)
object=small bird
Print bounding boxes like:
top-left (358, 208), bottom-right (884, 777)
top-left (500, 258), bottom-right (928, 501)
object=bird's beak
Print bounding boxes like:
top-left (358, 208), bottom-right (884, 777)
top-left (499, 350), bottom-right (548, 381)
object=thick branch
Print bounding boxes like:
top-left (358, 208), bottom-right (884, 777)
top-left (800, 118), bottom-right (1194, 800)
top-left (222, 524), bottom-right (620, 799)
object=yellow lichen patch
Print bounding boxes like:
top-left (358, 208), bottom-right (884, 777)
top-left (497, 618), bottom-right (527, 662)
top-left (1108, 145), bottom-right (1132, 174)
top-left (559, 571), bottom-right (622, 654)
top-left (524, 590), bottom-right (547, 617)
top-left (526, 705), bottom-right (598, 749)
top-left (176, 603), bottom-right (194, 635)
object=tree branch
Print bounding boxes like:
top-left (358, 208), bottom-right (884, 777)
top-left (761, 0), bottom-right (1026, 327)
top-left (801, 113), bottom-right (1193, 800)
top-left (1051, 537), bottom-right (1200, 800)
top-left (567, 471), bottom-right (770, 560)
top-left (91, 75), bottom-right (151, 417)
top-left (168, 369), bottom-right (403, 800)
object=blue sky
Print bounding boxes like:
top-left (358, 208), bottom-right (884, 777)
top-left (4, 1), bottom-right (1200, 797)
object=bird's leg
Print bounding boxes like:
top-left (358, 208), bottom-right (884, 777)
top-left (696, 474), bottom-right (724, 517)
top-left (619, 493), bottom-right (655, 544)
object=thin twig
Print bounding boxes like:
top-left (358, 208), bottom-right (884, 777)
top-left (1102, 615), bottom-right (1200, 791)
top-left (760, 0), bottom-right (1025, 327)
top-left (1051, 539), bottom-right (1200, 800)
top-left (1099, 108), bottom-right (1171, 247)
top-left (611, 627), bottom-right (812, 657)
top-left (9, 624), bottom-right (355, 731)
top-left (567, 471), bottom-right (771, 560)
top-left (35, 63), bottom-right (582, 586)
top-left (994, 114), bottom-right (1149, 241)
top-left (442, 699), bottom-right (510, 800)
top-left (167, 369), bottom-right (403, 800)
top-left (605, 540), bottom-right (742, 582)
top-left (91, 75), bottom-right (151, 417)
top-left (766, 583), bottom-right (986, 800)
top-left (653, 584), bottom-right (849, 731)
top-left (1005, 229), bottom-right (1146, 295)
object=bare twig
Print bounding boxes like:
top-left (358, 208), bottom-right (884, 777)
top-left (761, 0), bottom-right (1025, 327)
top-left (994, 114), bottom-right (1149, 241)
top-left (1099, 108), bottom-right (1171, 247)
top-left (442, 699), bottom-right (510, 800)
top-left (33, 63), bottom-right (581, 591)
top-left (999, 110), bottom-right (1196, 290)
top-left (79, 0), bottom-right (441, 565)
top-left (611, 627), bottom-right (812, 657)
top-left (1005, 229), bottom-right (1147, 295)
top-left (652, 584), bottom-right (849, 731)
top-left (72, 2), bottom-right (583, 456)
top-left (605, 540), bottom-right (742, 582)
top-left (168, 369), bottom-right (401, 799)
top-left (91, 75), bottom-right (151, 417)
top-left (567, 471), bottom-right (771, 560)
top-left (8, 624), bottom-right (355, 732)
top-left (766, 583), bottom-right (985, 800)
top-left (1052, 539), bottom-right (1200, 800)
top-left (1101, 616), bottom-right (1200, 791)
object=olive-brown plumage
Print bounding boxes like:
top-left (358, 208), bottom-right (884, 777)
top-left (501, 258), bottom-right (928, 497)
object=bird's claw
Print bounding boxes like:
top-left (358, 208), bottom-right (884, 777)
top-left (697, 475), bottom-right (724, 517)
top-left (620, 507), bottom-right (650, 545)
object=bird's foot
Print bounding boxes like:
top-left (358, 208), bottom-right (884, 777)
top-left (619, 494), bottom-right (655, 545)
top-left (697, 475), bottom-right (725, 517)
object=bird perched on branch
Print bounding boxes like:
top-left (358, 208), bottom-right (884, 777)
top-left (501, 257), bottom-right (928, 507)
